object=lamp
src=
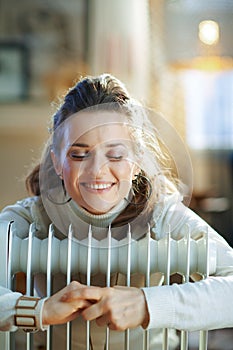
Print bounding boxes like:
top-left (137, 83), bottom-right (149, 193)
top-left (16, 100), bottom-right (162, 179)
top-left (198, 20), bottom-right (219, 46)
top-left (164, 2), bottom-right (233, 71)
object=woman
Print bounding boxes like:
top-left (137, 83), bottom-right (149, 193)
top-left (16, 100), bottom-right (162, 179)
top-left (0, 74), bottom-right (233, 349)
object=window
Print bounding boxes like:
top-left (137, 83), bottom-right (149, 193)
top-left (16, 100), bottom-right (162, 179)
top-left (181, 70), bottom-right (233, 149)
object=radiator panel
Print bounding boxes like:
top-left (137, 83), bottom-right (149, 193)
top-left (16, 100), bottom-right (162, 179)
top-left (0, 221), bottom-right (216, 349)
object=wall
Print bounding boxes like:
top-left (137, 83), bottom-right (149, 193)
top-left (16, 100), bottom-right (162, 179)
top-left (0, 102), bottom-right (51, 209)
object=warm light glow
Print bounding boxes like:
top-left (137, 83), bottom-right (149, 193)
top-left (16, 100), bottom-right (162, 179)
top-left (198, 20), bottom-right (219, 45)
top-left (171, 56), bottom-right (233, 71)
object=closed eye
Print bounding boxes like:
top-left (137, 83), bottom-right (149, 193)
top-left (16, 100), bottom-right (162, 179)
top-left (106, 145), bottom-right (128, 161)
top-left (107, 154), bottom-right (124, 161)
top-left (68, 150), bottom-right (91, 160)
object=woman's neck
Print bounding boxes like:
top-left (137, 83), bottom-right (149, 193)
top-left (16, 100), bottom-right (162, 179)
top-left (69, 199), bottom-right (129, 228)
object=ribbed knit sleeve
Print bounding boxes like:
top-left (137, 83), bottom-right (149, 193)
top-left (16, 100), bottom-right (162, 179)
top-left (143, 274), bottom-right (233, 331)
top-left (0, 287), bottom-right (22, 331)
top-left (143, 195), bottom-right (233, 331)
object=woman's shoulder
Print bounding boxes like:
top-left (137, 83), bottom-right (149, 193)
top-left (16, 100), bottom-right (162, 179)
top-left (0, 196), bottom-right (51, 236)
top-left (16, 195), bottom-right (45, 210)
top-left (1, 196), bottom-right (43, 214)
top-left (150, 192), bottom-right (206, 239)
top-left (16, 195), bottom-right (41, 206)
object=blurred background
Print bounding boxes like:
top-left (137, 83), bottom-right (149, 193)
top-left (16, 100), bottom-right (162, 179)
top-left (0, 0), bottom-right (232, 247)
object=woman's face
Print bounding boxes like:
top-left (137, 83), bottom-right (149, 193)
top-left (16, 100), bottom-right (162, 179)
top-left (52, 112), bottom-right (139, 214)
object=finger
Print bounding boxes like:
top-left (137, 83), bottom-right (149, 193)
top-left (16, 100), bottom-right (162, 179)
top-left (56, 281), bottom-right (83, 301)
top-left (96, 316), bottom-right (123, 331)
top-left (81, 299), bottom-right (106, 321)
top-left (61, 309), bottom-right (82, 324)
top-left (65, 310), bottom-right (81, 323)
top-left (95, 314), bottom-right (109, 327)
top-left (61, 286), bottom-right (104, 302)
top-left (70, 299), bottom-right (92, 309)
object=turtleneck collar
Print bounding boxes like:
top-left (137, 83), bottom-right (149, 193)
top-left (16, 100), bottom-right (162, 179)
top-left (69, 198), bottom-right (129, 228)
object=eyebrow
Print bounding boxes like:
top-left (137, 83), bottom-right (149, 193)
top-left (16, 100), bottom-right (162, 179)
top-left (70, 143), bottom-right (89, 147)
top-left (70, 142), bottom-right (126, 148)
top-left (106, 142), bottom-right (126, 148)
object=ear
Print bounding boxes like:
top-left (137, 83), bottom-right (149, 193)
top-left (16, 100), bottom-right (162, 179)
top-left (51, 149), bottom-right (63, 178)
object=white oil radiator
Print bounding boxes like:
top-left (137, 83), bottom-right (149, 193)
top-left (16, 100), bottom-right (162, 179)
top-left (0, 220), bottom-right (216, 350)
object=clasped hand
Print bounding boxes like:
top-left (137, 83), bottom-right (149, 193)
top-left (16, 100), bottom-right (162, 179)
top-left (43, 281), bottom-right (149, 331)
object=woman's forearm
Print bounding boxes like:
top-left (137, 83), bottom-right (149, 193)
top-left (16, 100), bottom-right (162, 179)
top-left (143, 275), bottom-right (233, 331)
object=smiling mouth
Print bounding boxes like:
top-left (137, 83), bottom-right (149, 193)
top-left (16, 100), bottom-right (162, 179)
top-left (81, 183), bottom-right (114, 190)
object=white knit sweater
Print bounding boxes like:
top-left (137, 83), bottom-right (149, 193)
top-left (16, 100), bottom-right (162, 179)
top-left (0, 193), bottom-right (233, 348)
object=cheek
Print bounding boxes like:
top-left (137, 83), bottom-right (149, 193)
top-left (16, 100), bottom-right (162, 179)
top-left (113, 161), bottom-right (135, 182)
top-left (62, 160), bottom-right (81, 184)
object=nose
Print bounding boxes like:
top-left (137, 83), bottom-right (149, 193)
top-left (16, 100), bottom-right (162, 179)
top-left (84, 151), bottom-right (107, 178)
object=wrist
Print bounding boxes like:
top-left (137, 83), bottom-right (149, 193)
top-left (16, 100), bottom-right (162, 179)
top-left (140, 290), bottom-right (150, 329)
top-left (42, 298), bottom-right (49, 326)
top-left (14, 296), bottom-right (48, 332)
top-left (15, 296), bottom-right (40, 332)
top-left (39, 297), bottom-right (49, 330)
top-left (141, 309), bottom-right (150, 329)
